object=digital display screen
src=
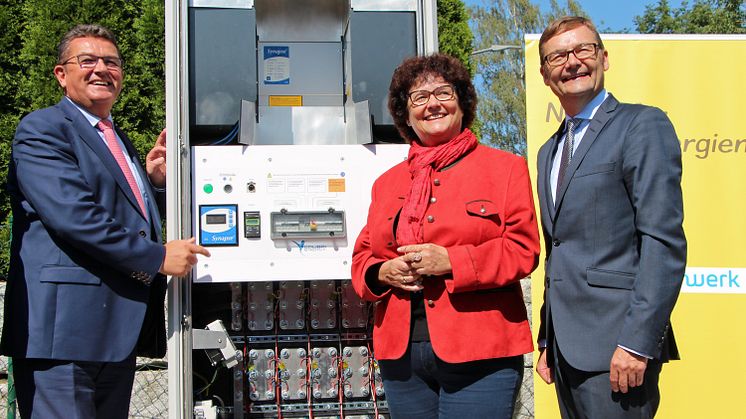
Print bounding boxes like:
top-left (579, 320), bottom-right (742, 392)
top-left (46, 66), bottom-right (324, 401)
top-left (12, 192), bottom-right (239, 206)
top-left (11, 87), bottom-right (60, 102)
top-left (246, 218), bottom-right (260, 226)
top-left (205, 214), bottom-right (227, 225)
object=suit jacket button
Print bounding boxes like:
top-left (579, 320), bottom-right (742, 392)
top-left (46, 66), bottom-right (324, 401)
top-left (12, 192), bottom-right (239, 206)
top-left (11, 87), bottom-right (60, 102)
top-left (430, 197), bottom-right (437, 203)
top-left (139, 230), bottom-right (147, 237)
top-left (552, 239), bottom-right (560, 247)
top-left (427, 216), bottom-right (434, 223)
top-left (433, 179), bottom-right (440, 186)
top-left (426, 299), bottom-right (435, 307)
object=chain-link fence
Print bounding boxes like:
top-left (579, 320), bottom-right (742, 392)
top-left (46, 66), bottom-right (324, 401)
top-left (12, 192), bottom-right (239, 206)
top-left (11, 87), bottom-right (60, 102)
top-left (130, 358), bottom-right (169, 418)
top-left (0, 278), bottom-right (537, 419)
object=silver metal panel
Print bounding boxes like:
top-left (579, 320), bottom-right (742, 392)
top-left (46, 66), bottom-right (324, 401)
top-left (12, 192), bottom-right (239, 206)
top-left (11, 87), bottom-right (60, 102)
top-left (341, 346), bottom-right (372, 399)
top-left (190, 7), bottom-right (256, 127)
top-left (246, 282), bottom-right (274, 331)
top-left (309, 281), bottom-right (337, 329)
top-left (310, 347), bottom-right (340, 399)
top-left (166, 0), bottom-right (195, 417)
top-left (352, 100), bottom-right (372, 144)
top-left (350, 11), bottom-right (417, 126)
top-left (238, 100), bottom-right (256, 145)
top-left (247, 348), bottom-right (277, 401)
top-left (278, 281), bottom-right (305, 330)
top-left (420, 0), bottom-right (438, 54)
top-left (256, 106), bottom-right (345, 145)
top-left (256, 0), bottom-right (350, 42)
top-left (190, 0), bottom-right (253, 8)
top-left (352, 0), bottom-right (416, 11)
top-left (258, 42), bottom-right (343, 101)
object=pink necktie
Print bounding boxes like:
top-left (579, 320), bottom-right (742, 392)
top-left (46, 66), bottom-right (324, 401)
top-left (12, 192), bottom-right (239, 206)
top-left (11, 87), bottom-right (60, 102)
top-left (97, 119), bottom-right (147, 216)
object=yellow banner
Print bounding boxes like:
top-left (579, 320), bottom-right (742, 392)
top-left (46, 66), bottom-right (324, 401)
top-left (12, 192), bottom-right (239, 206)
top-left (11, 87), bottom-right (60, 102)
top-left (525, 34), bottom-right (746, 418)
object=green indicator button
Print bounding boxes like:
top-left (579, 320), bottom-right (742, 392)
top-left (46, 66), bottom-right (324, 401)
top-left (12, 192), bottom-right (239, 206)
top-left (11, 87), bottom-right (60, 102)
top-left (203, 184), bottom-right (214, 194)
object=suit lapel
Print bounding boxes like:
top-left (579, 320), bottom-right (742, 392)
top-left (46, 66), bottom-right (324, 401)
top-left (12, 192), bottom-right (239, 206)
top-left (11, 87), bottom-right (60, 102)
top-left (58, 99), bottom-right (148, 221)
top-left (539, 125), bottom-right (563, 223)
top-left (554, 94), bottom-right (619, 212)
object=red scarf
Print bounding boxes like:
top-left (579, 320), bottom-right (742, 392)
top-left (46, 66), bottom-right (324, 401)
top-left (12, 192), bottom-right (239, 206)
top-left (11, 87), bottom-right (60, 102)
top-left (396, 128), bottom-right (478, 245)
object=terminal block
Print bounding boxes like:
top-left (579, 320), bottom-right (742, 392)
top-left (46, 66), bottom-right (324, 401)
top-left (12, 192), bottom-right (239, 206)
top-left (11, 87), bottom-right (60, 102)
top-left (310, 347), bottom-right (340, 400)
top-left (230, 282), bottom-right (243, 332)
top-left (309, 280), bottom-right (338, 330)
top-left (342, 346), bottom-right (372, 399)
top-left (278, 281), bottom-right (305, 330)
top-left (340, 280), bottom-right (368, 329)
top-left (278, 347), bottom-right (308, 401)
top-left (246, 282), bottom-right (274, 331)
top-left (247, 348), bottom-right (276, 402)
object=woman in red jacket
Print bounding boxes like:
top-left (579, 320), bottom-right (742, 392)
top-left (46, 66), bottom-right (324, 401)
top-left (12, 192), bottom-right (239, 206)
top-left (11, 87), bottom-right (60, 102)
top-left (352, 54), bottom-right (540, 418)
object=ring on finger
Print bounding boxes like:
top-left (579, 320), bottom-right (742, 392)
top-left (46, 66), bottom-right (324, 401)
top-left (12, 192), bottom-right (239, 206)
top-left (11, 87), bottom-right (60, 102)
top-left (412, 252), bottom-right (422, 263)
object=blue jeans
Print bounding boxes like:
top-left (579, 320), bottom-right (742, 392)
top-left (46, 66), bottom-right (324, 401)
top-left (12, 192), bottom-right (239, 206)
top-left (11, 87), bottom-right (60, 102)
top-left (378, 341), bottom-right (523, 419)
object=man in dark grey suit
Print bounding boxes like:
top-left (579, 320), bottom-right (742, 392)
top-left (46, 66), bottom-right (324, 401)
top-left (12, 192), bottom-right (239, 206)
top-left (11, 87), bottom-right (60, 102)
top-left (534, 16), bottom-right (686, 418)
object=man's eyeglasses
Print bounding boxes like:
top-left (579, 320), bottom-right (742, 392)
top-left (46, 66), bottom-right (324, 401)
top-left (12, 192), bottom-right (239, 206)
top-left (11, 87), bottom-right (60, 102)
top-left (408, 84), bottom-right (455, 107)
top-left (61, 54), bottom-right (123, 70)
top-left (543, 43), bottom-right (600, 67)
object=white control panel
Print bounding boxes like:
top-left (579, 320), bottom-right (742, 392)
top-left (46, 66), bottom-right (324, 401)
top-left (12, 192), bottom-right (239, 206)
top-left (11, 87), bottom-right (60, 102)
top-left (192, 144), bottom-right (408, 282)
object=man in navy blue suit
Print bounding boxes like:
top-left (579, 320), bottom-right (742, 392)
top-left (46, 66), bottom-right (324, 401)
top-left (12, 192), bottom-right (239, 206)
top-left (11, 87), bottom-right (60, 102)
top-left (1, 24), bottom-right (210, 418)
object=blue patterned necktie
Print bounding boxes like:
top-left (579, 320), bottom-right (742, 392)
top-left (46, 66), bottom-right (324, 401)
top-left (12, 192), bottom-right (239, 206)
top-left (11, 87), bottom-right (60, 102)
top-left (555, 117), bottom-right (580, 204)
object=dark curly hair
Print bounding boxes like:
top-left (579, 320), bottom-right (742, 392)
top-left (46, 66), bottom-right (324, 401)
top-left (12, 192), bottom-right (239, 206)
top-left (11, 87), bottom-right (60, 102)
top-left (388, 53), bottom-right (477, 143)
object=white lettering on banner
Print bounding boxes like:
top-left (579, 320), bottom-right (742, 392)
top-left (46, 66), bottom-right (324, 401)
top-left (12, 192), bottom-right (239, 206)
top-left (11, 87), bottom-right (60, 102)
top-left (682, 267), bottom-right (744, 294)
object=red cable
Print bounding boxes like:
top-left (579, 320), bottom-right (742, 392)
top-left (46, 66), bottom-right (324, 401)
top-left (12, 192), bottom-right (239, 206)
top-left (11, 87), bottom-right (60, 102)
top-left (306, 336), bottom-right (314, 419)
top-left (337, 351), bottom-right (345, 419)
top-left (367, 341), bottom-right (380, 418)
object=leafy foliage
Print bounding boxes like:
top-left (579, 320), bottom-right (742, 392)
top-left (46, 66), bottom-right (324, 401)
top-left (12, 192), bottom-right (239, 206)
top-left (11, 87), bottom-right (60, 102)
top-left (636, 0), bottom-right (745, 34)
top-left (438, 0), bottom-right (476, 75)
top-left (470, 0), bottom-right (584, 156)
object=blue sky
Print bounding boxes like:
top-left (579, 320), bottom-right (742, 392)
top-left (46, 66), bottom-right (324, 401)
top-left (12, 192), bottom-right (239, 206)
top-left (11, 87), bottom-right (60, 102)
top-left (465, 0), bottom-right (686, 33)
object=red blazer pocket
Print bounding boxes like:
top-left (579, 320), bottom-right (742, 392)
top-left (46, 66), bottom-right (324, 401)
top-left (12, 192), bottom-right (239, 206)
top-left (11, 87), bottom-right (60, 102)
top-left (465, 200), bottom-right (501, 225)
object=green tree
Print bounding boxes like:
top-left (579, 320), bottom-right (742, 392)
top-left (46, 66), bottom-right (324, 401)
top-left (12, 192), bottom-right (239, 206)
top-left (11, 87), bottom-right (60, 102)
top-left (635, 0), bottom-right (745, 34)
top-left (470, 0), bottom-right (584, 156)
top-left (438, 0), bottom-right (475, 74)
top-left (0, 0), bottom-right (24, 272)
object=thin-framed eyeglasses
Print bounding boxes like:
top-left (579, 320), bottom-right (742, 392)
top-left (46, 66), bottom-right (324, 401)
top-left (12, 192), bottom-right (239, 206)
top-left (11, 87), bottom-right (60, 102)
top-left (408, 84), bottom-right (455, 107)
top-left (543, 43), bottom-right (600, 67)
top-left (61, 54), bottom-right (123, 70)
